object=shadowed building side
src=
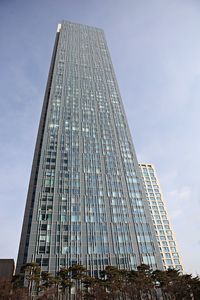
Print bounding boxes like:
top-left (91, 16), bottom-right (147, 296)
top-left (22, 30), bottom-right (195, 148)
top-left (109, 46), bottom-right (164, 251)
top-left (16, 27), bottom-right (60, 274)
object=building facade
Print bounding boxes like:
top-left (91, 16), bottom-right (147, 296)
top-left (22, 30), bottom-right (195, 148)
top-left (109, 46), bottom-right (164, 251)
top-left (17, 21), bottom-right (163, 275)
top-left (0, 259), bottom-right (15, 280)
top-left (139, 163), bottom-right (183, 271)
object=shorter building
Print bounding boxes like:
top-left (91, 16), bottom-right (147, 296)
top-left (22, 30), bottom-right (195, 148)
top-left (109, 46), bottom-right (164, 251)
top-left (0, 259), bottom-right (15, 280)
top-left (139, 163), bottom-right (183, 271)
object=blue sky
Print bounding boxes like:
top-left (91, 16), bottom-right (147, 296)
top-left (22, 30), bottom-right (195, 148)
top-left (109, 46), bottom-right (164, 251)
top-left (0, 0), bottom-right (200, 274)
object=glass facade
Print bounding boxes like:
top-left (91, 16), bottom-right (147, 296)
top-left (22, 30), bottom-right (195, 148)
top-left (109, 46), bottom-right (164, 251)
top-left (16, 21), bottom-right (163, 275)
top-left (139, 163), bottom-right (183, 271)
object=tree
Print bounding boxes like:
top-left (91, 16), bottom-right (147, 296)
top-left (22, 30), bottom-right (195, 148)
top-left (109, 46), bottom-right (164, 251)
top-left (126, 264), bottom-right (155, 300)
top-left (189, 275), bottom-right (200, 299)
top-left (12, 262), bottom-right (200, 300)
top-left (57, 267), bottom-right (73, 299)
top-left (69, 264), bottom-right (87, 297)
top-left (81, 275), bottom-right (97, 299)
top-left (99, 265), bottom-right (132, 299)
top-left (152, 269), bottom-right (170, 299)
top-left (20, 262), bottom-right (41, 297)
top-left (0, 278), bottom-right (29, 300)
top-left (40, 271), bottom-right (53, 289)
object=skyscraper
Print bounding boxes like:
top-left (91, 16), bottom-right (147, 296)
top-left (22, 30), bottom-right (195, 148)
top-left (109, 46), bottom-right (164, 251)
top-left (17, 21), bottom-right (163, 275)
top-left (139, 163), bottom-right (183, 271)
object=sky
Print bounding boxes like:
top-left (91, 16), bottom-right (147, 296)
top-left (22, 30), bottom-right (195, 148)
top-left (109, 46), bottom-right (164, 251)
top-left (0, 0), bottom-right (199, 275)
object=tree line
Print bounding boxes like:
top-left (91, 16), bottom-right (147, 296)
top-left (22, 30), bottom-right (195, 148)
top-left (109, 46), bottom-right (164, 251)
top-left (0, 262), bottom-right (200, 299)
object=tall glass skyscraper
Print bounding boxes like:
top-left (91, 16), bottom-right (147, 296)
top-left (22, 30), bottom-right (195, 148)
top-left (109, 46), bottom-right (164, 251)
top-left (16, 21), bottom-right (163, 275)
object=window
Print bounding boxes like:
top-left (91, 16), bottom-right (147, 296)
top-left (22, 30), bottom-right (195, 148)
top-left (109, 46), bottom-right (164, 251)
top-left (163, 247), bottom-right (169, 252)
top-left (41, 224), bottom-right (47, 231)
top-left (40, 235), bottom-right (46, 242)
top-left (172, 253), bottom-right (179, 258)
top-left (39, 246), bottom-right (45, 253)
top-left (162, 241), bottom-right (168, 246)
top-left (169, 241), bottom-right (175, 246)
top-left (165, 253), bottom-right (171, 258)
top-left (42, 258), bottom-right (49, 266)
top-left (174, 259), bottom-right (180, 264)
top-left (166, 259), bottom-right (173, 265)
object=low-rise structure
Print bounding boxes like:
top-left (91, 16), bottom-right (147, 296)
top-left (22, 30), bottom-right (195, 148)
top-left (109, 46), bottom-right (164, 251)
top-left (0, 259), bottom-right (15, 280)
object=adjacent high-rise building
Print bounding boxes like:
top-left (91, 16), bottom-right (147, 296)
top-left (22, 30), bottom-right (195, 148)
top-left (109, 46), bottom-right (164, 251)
top-left (16, 21), bottom-right (163, 275)
top-left (139, 163), bottom-right (183, 271)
